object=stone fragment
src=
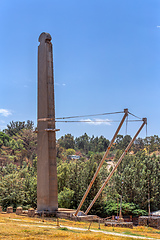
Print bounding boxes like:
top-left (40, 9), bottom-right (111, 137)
top-left (105, 221), bottom-right (133, 228)
top-left (7, 206), bottom-right (13, 213)
top-left (138, 216), bottom-right (148, 226)
top-left (28, 208), bottom-right (35, 217)
top-left (139, 216), bottom-right (160, 229)
top-left (16, 207), bottom-right (22, 215)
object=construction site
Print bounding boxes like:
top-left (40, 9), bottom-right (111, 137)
top-left (1, 32), bottom-right (159, 232)
top-left (0, 1), bottom-right (160, 239)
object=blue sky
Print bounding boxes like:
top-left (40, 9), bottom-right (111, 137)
top-left (0, 0), bottom-right (160, 140)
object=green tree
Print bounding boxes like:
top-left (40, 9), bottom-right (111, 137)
top-left (115, 135), bottom-right (132, 150)
top-left (57, 162), bottom-right (70, 192)
top-left (14, 129), bottom-right (37, 162)
top-left (5, 120), bottom-right (34, 137)
top-left (115, 135), bottom-right (123, 148)
top-left (122, 135), bottom-right (132, 149)
top-left (0, 164), bottom-right (25, 210)
top-left (0, 139), bottom-right (3, 147)
top-left (0, 132), bottom-right (11, 146)
top-left (113, 153), bottom-right (160, 211)
top-left (75, 133), bottom-right (90, 154)
top-left (58, 187), bottom-right (74, 209)
top-left (0, 162), bottom-right (37, 210)
top-left (58, 134), bottom-right (75, 149)
top-left (134, 138), bottom-right (144, 153)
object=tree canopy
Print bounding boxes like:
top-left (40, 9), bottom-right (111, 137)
top-left (0, 122), bottom-right (160, 217)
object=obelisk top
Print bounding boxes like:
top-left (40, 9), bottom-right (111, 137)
top-left (38, 32), bottom-right (52, 43)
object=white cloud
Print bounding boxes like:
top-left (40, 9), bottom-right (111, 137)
top-left (157, 26), bottom-right (160, 28)
top-left (55, 82), bottom-right (66, 87)
top-left (0, 109), bottom-right (12, 117)
top-left (80, 118), bottom-right (111, 125)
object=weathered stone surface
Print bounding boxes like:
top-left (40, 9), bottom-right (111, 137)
top-left (37, 32), bottom-right (58, 212)
top-left (105, 221), bottom-right (133, 228)
top-left (7, 206), bottom-right (13, 213)
top-left (76, 215), bottom-right (98, 221)
top-left (139, 216), bottom-right (160, 229)
top-left (56, 208), bottom-right (90, 220)
top-left (149, 217), bottom-right (160, 229)
top-left (28, 208), bottom-right (35, 217)
top-left (16, 207), bottom-right (22, 215)
top-left (138, 216), bottom-right (148, 226)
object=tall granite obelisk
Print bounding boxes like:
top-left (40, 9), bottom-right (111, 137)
top-left (37, 32), bottom-right (58, 212)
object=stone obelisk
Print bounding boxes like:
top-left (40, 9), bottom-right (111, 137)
top-left (37, 32), bottom-right (58, 212)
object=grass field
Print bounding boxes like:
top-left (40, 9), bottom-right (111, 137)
top-left (0, 213), bottom-right (160, 239)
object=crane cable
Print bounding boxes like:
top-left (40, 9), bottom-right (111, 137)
top-left (38, 110), bottom-right (143, 123)
top-left (56, 111), bottom-right (124, 120)
top-left (55, 119), bottom-right (142, 123)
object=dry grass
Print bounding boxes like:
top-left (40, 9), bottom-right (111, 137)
top-left (0, 213), bottom-right (160, 239)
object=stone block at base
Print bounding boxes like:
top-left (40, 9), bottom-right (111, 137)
top-left (56, 208), bottom-right (85, 219)
top-left (105, 221), bottom-right (133, 229)
top-left (76, 215), bottom-right (98, 221)
top-left (139, 216), bottom-right (160, 229)
top-left (16, 207), bottom-right (23, 215)
top-left (138, 216), bottom-right (148, 226)
top-left (7, 206), bottom-right (13, 213)
top-left (28, 208), bottom-right (35, 217)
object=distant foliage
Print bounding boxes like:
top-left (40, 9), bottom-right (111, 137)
top-left (58, 187), bottom-right (74, 209)
top-left (0, 161), bottom-right (37, 210)
top-left (58, 134), bottom-right (75, 149)
top-left (75, 133), bottom-right (110, 154)
top-left (115, 135), bottom-right (132, 150)
top-left (5, 120), bottom-right (34, 136)
top-left (0, 126), bottom-right (160, 217)
top-left (104, 200), bottom-right (147, 216)
top-left (104, 153), bottom-right (160, 214)
top-left (0, 132), bottom-right (11, 146)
